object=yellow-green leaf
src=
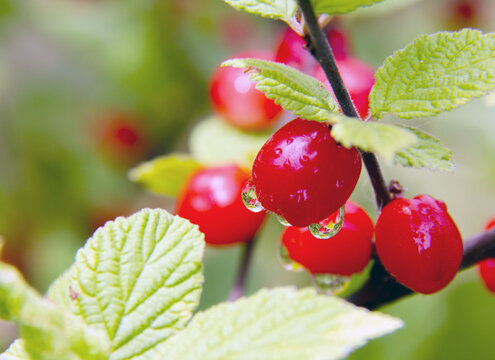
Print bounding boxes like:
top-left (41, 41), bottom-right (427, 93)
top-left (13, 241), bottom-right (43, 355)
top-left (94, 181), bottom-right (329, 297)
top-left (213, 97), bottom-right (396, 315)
top-left (128, 154), bottom-right (202, 197)
top-left (371, 29), bottom-right (495, 119)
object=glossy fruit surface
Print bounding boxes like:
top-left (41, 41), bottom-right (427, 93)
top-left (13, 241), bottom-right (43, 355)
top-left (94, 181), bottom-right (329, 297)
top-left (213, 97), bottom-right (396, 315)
top-left (281, 200), bottom-right (374, 275)
top-left (176, 165), bottom-right (265, 245)
top-left (313, 58), bottom-right (375, 120)
top-left (252, 118), bottom-right (362, 228)
top-left (375, 194), bottom-right (463, 294)
top-left (275, 27), bottom-right (317, 73)
top-left (477, 217), bottom-right (495, 293)
top-left (209, 50), bottom-right (282, 130)
top-left (275, 26), bottom-right (349, 73)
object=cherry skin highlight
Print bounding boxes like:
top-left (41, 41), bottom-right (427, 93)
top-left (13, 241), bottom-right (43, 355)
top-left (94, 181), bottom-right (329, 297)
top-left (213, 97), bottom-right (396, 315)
top-left (281, 200), bottom-right (374, 275)
top-left (176, 165), bottom-right (266, 246)
top-left (209, 50), bottom-right (282, 130)
top-left (252, 118), bottom-right (362, 228)
top-left (477, 218), bottom-right (495, 293)
top-left (375, 194), bottom-right (463, 294)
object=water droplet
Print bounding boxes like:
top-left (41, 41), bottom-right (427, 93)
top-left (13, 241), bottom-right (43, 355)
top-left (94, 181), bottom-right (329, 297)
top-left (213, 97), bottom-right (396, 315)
top-left (312, 273), bottom-right (350, 295)
top-left (308, 205), bottom-right (345, 239)
top-left (274, 148), bottom-right (282, 155)
top-left (278, 244), bottom-right (304, 272)
top-left (241, 180), bottom-right (264, 213)
top-left (276, 214), bottom-right (291, 226)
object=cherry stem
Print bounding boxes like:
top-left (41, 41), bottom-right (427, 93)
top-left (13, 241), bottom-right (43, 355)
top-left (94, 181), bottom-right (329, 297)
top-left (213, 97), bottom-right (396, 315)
top-left (228, 238), bottom-right (257, 301)
top-left (347, 227), bottom-right (495, 309)
top-left (296, 0), bottom-right (391, 210)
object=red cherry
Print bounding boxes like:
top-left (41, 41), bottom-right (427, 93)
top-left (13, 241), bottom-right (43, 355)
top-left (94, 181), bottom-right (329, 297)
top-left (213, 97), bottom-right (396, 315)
top-left (95, 111), bottom-right (147, 163)
top-left (477, 217), bottom-right (495, 293)
top-left (275, 27), bottom-right (317, 73)
top-left (209, 50), bottom-right (283, 130)
top-left (176, 165), bottom-right (266, 246)
top-left (313, 57), bottom-right (375, 120)
top-left (448, 0), bottom-right (481, 28)
top-left (252, 118), bottom-right (362, 228)
top-left (275, 26), bottom-right (349, 73)
top-left (375, 195), bottom-right (463, 294)
top-left (281, 200), bottom-right (374, 275)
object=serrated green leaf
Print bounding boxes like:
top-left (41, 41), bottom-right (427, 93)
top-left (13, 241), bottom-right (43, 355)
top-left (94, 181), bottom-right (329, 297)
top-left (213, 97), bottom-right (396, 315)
top-left (0, 340), bottom-right (30, 360)
top-left (128, 154), bottom-right (202, 197)
top-left (223, 0), bottom-right (298, 26)
top-left (0, 263), bottom-right (110, 360)
top-left (330, 116), bottom-right (417, 162)
top-left (67, 208), bottom-right (205, 360)
top-left (394, 127), bottom-right (455, 172)
top-left (371, 29), bottom-right (495, 119)
top-left (223, 58), bottom-right (339, 122)
top-left (46, 267), bottom-right (73, 310)
top-left (159, 287), bottom-right (403, 360)
top-left (190, 116), bottom-right (270, 168)
top-left (312, 0), bottom-right (385, 15)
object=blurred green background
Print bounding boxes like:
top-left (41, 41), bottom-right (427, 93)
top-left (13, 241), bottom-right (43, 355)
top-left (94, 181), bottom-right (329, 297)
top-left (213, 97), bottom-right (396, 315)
top-left (0, 0), bottom-right (494, 358)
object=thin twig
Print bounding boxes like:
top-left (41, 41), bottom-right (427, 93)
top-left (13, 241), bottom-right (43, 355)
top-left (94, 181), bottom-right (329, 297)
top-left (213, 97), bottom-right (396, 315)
top-left (228, 238), bottom-right (257, 301)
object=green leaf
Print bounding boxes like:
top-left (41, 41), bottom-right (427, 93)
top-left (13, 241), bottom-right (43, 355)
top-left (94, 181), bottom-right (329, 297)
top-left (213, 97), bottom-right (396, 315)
top-left (371, 29), bottom-right (495, 119)
top-left (0, 263), bottom-right (110, 360)
top-left (128, 154), bottom-right (202, 197)
top-left (67, 208), bottom-right (205, 360)
top-left (394, 127), bottom-right (455, 172)
top-left (222, 58), bottom-right (339, 122)
top-left (330, 116), bottom-right (417, 162)
top-left (46, 267), bottom-right (73, 310)
top-left (159, 287), bottom-right (403, 360)
top-left (312, 0), bottom-right (385, 15)
top-left (0, 340), bottom-right (31, 360)
top-left (190, 116), bottom-right (270, 168)
top-left (222, 0), bottom-right (298, 26)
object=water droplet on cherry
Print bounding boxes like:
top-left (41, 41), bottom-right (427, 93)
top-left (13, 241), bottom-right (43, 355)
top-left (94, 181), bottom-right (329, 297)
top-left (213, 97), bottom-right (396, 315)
top-left (312, 273), bottom-right (350, 295)
top-left (278, 243), bottom-right (304, 272)
top-left (276, 214), bottom-right (292, 226)
top-left (308, 205), bottom-right (345, 239)
top-left (241, 180), bottom-right (264, 213)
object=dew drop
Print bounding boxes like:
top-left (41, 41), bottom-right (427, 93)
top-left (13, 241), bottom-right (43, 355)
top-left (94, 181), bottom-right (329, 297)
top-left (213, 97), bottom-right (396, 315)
top-left (276, 214), bottom-right (292, 227)
top-left (278, 244), bottom-right (304, 272)
top-left (312, 273), bottom-right (350, 295)
top-left (241, 180), bottom-right (264, 213)
top-left (308, 205), bottom-right (345, 239)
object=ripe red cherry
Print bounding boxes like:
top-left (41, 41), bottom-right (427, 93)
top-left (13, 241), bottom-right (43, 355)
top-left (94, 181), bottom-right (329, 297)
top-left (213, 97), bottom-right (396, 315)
top-left (252, 118), bottom-right (362, 228)
top-left (275, 26), bottom-right (349, 73)
top-left (375, 194), bottom-right (463, 294)
top-left (447, 0), bottom-right (481, 29)
top-left (94, 111), bottom-right (147, 164)
top-left (281, 200), bottom-right (374, 275)
top-left (176, 165), bottom-right (266, 246)
top-left (209, 50), bottom-right (283, 130)
top-left (477, 218), bottom-right (495, 293)
top-left (313, 58), bottom-right (375, 120)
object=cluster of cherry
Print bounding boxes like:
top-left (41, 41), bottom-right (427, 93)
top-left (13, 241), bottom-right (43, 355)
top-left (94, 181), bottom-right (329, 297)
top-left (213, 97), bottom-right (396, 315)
top-left (175, 24), bottom-right (495, 296)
